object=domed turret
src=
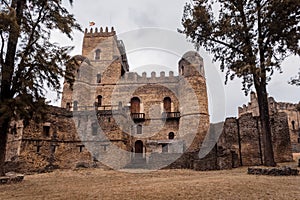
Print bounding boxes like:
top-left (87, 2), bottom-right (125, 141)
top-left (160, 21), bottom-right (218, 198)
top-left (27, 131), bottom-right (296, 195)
top-left (178, 51), bottom-right (205, 77)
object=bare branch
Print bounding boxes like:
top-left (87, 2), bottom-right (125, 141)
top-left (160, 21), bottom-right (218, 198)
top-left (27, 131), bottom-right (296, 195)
top-left (0, 30), bottom-right (5, 65)
top-left (207, 37), bottom-right (245, 55)
top-left (1, 0), bottom-right (10, 7)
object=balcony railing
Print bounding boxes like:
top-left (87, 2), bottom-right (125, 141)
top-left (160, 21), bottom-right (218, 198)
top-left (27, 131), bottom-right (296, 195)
top-left (131, 113), bottom-right (145, 121)
top-left (162, 112), bottom-right (181, 120)
top-left (96, 104), bottom-right (119, 111)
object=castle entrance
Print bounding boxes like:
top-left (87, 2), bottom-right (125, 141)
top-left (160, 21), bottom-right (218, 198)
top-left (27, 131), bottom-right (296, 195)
top-left (135, 140), bottom-right (143, 157)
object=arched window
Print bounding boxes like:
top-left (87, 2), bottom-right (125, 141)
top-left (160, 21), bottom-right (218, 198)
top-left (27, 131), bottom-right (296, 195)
top-left (163, 97), bottom-right (171, 113)
top-left (73, 101), bottom-right (78, 111)
top-left (181, 66), bottom-right (184, 75)
top-left (95, 49), bottom-right (101, 60)
top-left (137, 125), bottom-right (142, 134)
top-left (97, 74), bottom-right (101, 83)
top-left (97, 95), bottom-right (102, 107)
top-left (130, 97), bottom-right (140, 113)
top-left (169, 132), bottom-right (175, 139)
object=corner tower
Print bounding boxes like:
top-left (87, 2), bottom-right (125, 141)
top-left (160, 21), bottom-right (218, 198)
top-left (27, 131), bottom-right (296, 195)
top-left (178, 51), bottom-right (209, 152)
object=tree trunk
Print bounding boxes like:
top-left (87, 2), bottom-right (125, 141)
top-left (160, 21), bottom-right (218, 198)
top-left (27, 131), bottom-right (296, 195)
top-left (0, 121), bottom-right (9, 176)
top-left (0, 0), bottom-right (25, 176)
top-left (254, 76), bottom-right (276, 166)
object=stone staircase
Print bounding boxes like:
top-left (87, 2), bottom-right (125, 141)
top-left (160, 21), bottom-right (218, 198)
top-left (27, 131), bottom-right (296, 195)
top-left (124, 157), bottom-right (147, 169)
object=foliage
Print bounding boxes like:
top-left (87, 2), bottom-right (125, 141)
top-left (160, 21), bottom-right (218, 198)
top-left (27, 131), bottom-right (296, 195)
top-left (0, 0), bottom-right (81, 122)
top-left (289, 70), bottom-right (300, 86)
top-left (180, 0), bottom-right (300, 95)
top-left (0, 0), bottom-right (81, 175)
top-left (180, 0), bottom-right (300, 166)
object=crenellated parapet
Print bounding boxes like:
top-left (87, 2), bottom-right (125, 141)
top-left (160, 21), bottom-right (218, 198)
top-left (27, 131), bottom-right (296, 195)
top-left (275, 102), bottom-right (298, 111)
top-left (119, 71), bottom-right (179, 84)
top-left (84, 26), bottom-right (116, 38)
top-left (238, 92), bottom-right (299, 117)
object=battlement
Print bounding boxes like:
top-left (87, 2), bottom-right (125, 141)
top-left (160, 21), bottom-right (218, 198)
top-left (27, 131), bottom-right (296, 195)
top-left (275, 102), bottom-right (298, 111)
top-left (238, 92), bottom-right (299, 117)
top-left (119, 71), bottom-right (179, 84)
top-left (84, 26), bottom-right (116, 37)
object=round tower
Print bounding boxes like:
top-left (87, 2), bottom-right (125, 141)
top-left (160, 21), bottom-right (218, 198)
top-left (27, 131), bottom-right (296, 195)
top-left (178, 51), bottom-right (205, 77)
top-left (178, 51), bottom-right (209, 152)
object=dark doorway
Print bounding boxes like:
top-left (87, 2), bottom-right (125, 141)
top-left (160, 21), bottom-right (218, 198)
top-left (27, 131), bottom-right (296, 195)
top-left (163, 97), bottom-right (171, 112)
top-left (131, 97), bottom-right (140, 113)
top-left (135, 140), bottom-right (143, 157)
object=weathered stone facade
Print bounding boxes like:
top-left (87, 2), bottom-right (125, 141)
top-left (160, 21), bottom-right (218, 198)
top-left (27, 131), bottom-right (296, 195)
top-left (5, 107), bottom-right (95, 173)
top-left (5, 27), bottom-right (210, 172)
top-left (218, 113), bottom-right (293, 167)
top-left (4, 27), bottom-right (294, 172)
top-left (239, 92), bottom-right (300, 152)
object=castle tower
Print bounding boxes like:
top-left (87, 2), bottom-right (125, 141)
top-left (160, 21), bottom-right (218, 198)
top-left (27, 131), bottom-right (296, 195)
top-left (61, 27), bottom-right (129, 110)
top-left (178, 51), bottom-right (205, 77)
top-left (178, 51), bottom-right (209, 152)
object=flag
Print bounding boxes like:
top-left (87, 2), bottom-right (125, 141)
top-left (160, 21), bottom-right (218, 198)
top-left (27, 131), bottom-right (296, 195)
top-left (89, 21), bottom-right (95, 26)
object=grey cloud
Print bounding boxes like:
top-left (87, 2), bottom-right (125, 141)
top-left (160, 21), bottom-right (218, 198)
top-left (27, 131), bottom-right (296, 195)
top-left (128, 7), bottom-right (157, 27)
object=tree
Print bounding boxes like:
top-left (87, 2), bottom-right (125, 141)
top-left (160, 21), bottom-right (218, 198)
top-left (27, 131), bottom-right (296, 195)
top-left (180, 0), bottom-right (300, 166)
top-left (0, 0), bottom-right (81, 176)
top-left (289, 70), bottom-right (300, 86)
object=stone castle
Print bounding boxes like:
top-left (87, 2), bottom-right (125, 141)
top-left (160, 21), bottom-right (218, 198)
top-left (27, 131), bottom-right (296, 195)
top-left (5, 27), bottom-right (210, 171)
top-left (4, 27), bottom-right (294, 172)
top-left (59, 27), bottom-right (209, 169)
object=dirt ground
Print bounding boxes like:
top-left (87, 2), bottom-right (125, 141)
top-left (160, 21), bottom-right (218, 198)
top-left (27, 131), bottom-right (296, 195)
top-left (0, 165), bottom-right (300, 200)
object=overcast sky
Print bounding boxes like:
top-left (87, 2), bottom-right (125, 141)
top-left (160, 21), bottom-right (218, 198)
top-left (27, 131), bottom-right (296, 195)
top-left (49, 0), bottom-right (300, 123)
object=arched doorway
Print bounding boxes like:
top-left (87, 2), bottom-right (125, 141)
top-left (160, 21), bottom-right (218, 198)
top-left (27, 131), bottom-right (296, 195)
top-left (131, 97), bottom-right (140, 113)
top-left (135, 140), bottom-right (143, 157)
top-left (163, 97), bottom-right (171, 112)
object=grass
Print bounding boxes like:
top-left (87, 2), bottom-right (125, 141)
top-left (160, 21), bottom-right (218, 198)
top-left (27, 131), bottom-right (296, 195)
top-left (0, 166), bottom-right (300, 200)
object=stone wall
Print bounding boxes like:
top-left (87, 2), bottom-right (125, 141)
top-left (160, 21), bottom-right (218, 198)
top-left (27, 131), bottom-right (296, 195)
top-left (6, 27), bottom-right (211, 172)
top-left (238, 92), bottom-right (300, 152)
top-left (219, 112), bottom-right (293, 167)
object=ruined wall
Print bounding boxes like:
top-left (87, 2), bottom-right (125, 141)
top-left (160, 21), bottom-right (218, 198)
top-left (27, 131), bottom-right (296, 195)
top-left (238, 92), bottom-right (300, 152)
top-left (6, 120), bottom-right (24, 161)
top-left (5, 107), bottom-right (95, 172)
top-left (219, 112), bottom-right (293, 167)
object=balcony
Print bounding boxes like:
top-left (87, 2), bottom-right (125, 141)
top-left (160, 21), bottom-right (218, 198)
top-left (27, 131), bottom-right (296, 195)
top-left (162, 112), bottom-right (181, 120)
top-left (96, 105), bottom-right (119, 115)
top-left (131, 113), bottom-right (145, 121)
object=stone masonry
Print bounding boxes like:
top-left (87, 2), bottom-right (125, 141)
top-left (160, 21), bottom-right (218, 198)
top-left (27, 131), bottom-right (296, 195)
top-left (239, 92), bottom-right (300, 152)
top-left (4, 27), bottom-right (294, 172)
top-left (5, 27), bottom-right (210, 172)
